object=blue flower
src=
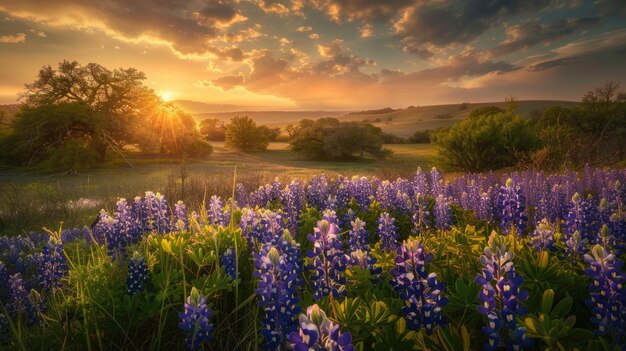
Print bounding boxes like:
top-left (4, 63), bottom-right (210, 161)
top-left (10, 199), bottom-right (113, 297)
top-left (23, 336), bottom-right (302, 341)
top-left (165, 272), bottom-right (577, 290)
top-left (497, 178), bottom-right (527, 235)
top-left (178, 287), bottom-right (214, 350)
top-left (254, 246), bottom-right (301, 349)
top-left (376, 212), bottom-right (399, 252)
top-left (207, 195), bottom-right (229, 226)
top-left (174, 200), bottom-right (188, 231)
top-left (288, 304), bottom-right (355, 351)
top-left (528, 219), bottom-right (555, 252)
top-left (583, 244), bottom-right (626, 342)
top-left (307, 220), bottom-right (348, 300)
top-left (476, 232), bottom-right (530, 350)
top-left (221, 247), bottom-right (237, 281)
top-left (390, 239), bottom-right (447, 334)
top-left (127, 252), bottom-right (148, 296)
top-left (434, 194), bottom-right (452, 231)
top-left (39, 236), bottom-right (68, 292)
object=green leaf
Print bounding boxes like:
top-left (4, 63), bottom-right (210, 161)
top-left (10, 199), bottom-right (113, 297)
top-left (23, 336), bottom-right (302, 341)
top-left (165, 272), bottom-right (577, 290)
top-left (550, 297), bottom-right (572, 319)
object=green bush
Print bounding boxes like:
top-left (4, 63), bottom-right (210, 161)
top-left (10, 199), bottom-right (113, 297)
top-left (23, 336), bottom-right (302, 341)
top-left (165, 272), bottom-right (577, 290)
top-left (225, 116), bottom-right (268, 152)
top-left (433, 113), bottom-right (541, 171)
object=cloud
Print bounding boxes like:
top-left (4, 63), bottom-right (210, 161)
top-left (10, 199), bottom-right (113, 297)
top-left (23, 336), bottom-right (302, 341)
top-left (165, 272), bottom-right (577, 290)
top-left (29, 29), bottom-right (46, 38)
top-left (359, 24), bottom-right (374, 38)
top-left (254, 1), bottom-right (290, 15)
top-left (309, 33), bottom-right (320, 40)
top-left (317, 39), bottom-right (344, 57)
top-left (528, 56), bottom-right (581, 71)
top-left (0, 33), bottom-right (26, 43)
top-left (311, 0), bottom-right (414, 22)
top-left (279, 37), bottom-right (291, 45)
top-left (394, 0), bottom-right (558, 53)
top-left (223, 27), bottom-right (264, 43)
top-left (212, 74), bottom-right (246, 90)
top-left (296, 25), bottom-right (312, 32)
top-left (0, 0), bottom-right (246, 56)
top-left (490, 17), bottom-right (600, 57)
top-left (594, 0), bottom-right (626, 17)
top-left (209, 46), bottom-right (247, 61)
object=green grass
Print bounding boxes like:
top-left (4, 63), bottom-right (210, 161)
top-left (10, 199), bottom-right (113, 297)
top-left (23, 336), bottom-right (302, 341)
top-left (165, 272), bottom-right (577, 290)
top-left (0, 142), bottom-right (436, 235)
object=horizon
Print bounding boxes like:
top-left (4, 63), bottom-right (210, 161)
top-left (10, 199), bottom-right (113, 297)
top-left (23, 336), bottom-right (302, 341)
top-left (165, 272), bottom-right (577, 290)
top-left (1, 1), bottom-right (625, 109)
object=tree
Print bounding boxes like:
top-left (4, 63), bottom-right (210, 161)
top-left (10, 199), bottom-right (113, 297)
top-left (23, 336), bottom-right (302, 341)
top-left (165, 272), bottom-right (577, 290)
top-left (224, 116), bottom-right (268, 152)
top-left (0, 102), bottom-right (102, 167)
top-left (288, 118), bottom-right (390, 160)
top-left (258, 125), bottom-right (281, 141)
top-left (19, 60), bottom-right (154, 160)
top-left (199, 118), bottom-right (226, 141)
top-left (433, 113), bottom-right (540, 172)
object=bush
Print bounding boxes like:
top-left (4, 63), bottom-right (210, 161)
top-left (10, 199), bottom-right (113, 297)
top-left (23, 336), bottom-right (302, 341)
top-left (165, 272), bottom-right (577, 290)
top-left (468, 106), bottom-right (504, 119)
top-left (225, 116), bottom-right (268, 152)
top-left (433, 113), bottom-right (541, 171)
top-left (408, 130), bottom-right (432, 144)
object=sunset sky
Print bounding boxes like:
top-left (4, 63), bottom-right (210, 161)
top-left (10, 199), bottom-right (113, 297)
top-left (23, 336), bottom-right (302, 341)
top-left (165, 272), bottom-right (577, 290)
top-left (1, 0), bottom-right (625, 110)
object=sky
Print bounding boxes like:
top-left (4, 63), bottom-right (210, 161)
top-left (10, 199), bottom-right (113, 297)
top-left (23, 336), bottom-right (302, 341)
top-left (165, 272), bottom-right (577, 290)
top-left (0, 0), bottom-right (625, 110)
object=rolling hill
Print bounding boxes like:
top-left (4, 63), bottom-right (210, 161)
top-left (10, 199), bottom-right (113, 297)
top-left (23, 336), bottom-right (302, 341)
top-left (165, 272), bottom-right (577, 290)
top-left (185, 100), bottom-right (578, 138)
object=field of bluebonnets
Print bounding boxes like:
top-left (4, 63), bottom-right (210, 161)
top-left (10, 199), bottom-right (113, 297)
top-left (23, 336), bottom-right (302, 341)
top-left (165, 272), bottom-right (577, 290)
top-left (0, 166), bottom-right (624, 350)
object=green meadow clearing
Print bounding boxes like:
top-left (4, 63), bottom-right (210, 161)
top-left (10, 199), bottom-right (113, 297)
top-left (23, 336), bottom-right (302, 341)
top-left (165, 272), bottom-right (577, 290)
top-left (0, 143), bottom-right (436, 235)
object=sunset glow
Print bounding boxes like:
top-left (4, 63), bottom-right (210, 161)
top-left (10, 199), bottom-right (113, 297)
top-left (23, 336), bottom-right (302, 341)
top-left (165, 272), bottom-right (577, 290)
top-left (0, 1), bottom-right (625, 109)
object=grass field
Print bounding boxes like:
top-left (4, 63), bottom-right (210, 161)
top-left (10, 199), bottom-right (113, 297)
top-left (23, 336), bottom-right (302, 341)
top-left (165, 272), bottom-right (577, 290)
top-left (0, 142), bottom-right (436, 235)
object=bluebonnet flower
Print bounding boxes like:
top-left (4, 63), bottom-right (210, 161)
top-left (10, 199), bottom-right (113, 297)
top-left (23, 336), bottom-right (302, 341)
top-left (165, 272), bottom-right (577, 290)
top-left (282, 180), bottom-right (306, 234)
top-left (476, 232), bottom-right (530, 351)
top-left (565, 230), bottom-right (589, 261)
top-left (307, 220), bottom-right (348, 300)
top-left (307, 175), bottom-right (330, 210)
top-left (113, 198), bottom-right (142, 245)
top-left (252, 211), bottom-right (286, 247)
top-left (434, 194), bottom-right (452, 231)
top-left (322, 209), bottom-right (339, 227)
top-left (92, 209), bottom-right (115, 246)
top-left (60, 226), bottom-right (91, 243)
top-left (430, 167), bottom-right (444, 197)
top-left (207, 195), bottom-right (229, 226)
top-left (377, 212), bottom-right (399, 252)
top-left (347, 218), bottom-right (369, 252)
top-left (584, 244), bottom-right (626, 342)
top-left (497, 179), bottom-right (527, 235)
top-left (350, 176), bottom-right (372, 210)
top-left (279, 232), bottom-right (304, 289)
top-left (239, 207), bottom-right (260, 249)
top-left (411, 193), bottom-right (431, 234)
top-left (528, 219), bottom-right (555, 252)
top-left (0, 261), bottom-right (7, 290)
top-left (39, 236), bottom-right (68, 292)
top-left (221, 247), bottom-right (237, 281)
top-left (564, 193), bottom-right (597, 245)
top-left (477, 189), bottom-right (494, 223)
top-left (288, 304), bottom-right (355, 351)
top-left (254, 246), bottom-right (301, 349)
top-left (7, 273), bottom-right (40, 325)
top-left (347, 219), bottom-right (381, 281)
top-left (390, 239), bottom-right (447, 334)
top-left (235, 183), bottom-right (248, 206)
top-left (178, 287), bottom-right (214, 350)
top-left (174, 200), bottom-right (188, 232)
top-left (127, 252), bottom-right (149, 296)
top-left (412, 168), bottom-right (428, 198)
top-left (140, 192), bottom-right (171, 233)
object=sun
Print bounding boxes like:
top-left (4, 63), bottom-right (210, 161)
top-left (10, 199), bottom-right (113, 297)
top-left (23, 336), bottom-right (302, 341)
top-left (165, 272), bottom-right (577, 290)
top-left (160, 91), bottom-right (174, 102)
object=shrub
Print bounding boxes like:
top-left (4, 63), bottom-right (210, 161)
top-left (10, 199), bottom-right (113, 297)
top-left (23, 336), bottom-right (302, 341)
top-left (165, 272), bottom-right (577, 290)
top-left (225, 116), bottom-right (268, 152)
top-left (433, 113), bottom-right (541, 171)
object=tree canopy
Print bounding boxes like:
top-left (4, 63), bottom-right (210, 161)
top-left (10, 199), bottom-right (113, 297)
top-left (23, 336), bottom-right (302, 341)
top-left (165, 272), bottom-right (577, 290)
top-left (0, 60), bottom-right (212, 171)
top-left (224, 116), bottom-right (269, 152)
top-left (288, 118), bottom-right (390, 160)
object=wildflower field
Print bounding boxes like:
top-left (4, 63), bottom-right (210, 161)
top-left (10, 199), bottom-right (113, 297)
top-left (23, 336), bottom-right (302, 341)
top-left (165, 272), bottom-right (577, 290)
top-left (0, 167), bottom-right (624, 350)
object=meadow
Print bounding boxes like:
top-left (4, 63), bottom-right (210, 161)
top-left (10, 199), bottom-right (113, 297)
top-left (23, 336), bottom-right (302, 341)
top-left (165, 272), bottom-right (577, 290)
top-left (0, 143), bottom-right (436, 236)
top-left (0, 154), bottom-right (624, 350)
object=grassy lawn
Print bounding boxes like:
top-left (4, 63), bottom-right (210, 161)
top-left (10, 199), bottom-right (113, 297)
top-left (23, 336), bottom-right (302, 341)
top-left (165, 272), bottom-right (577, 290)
top-left (0, 142), bottom-right (436, 235)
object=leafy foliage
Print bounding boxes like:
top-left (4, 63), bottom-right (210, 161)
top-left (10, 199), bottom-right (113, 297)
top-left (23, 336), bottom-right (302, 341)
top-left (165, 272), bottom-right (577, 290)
top-left (224, 116), bottom-right (269, 152)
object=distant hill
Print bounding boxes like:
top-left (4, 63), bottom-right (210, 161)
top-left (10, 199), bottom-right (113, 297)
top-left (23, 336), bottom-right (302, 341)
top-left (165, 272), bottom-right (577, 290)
top-left (339, 100), bottom-right (579, 137)
top-left (169, 100), bottom-right (248, 114)
top-left (192, 110), bottom-right (353, 127)
top-left (191, 100), bottom-right (577, 137)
